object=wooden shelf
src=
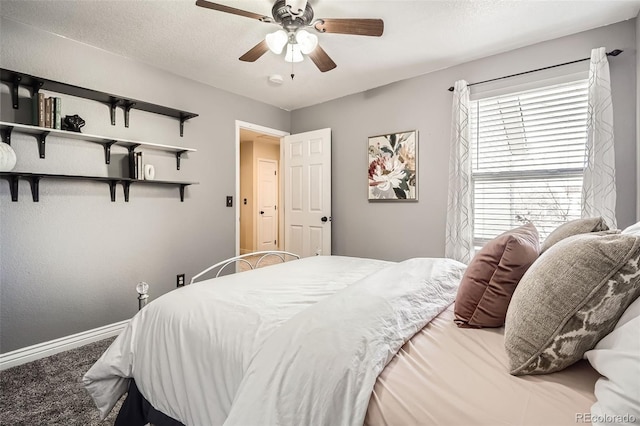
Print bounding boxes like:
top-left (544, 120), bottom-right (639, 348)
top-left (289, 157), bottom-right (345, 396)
top-left (0, 172), bottom-right (197, 202)
top-left (0, 121), bottom-right (196, 169)
top-left (1, 68), bottom-right (198, 136)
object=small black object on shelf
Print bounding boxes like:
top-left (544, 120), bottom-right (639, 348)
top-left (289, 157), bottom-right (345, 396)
top-left (61, 114), bottom-right (85, 133)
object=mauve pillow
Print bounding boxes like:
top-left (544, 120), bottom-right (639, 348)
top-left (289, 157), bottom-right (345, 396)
top-left (540, 217), bottom-right (608, 253)
top-left (454, 222), bottom-right (539, 328)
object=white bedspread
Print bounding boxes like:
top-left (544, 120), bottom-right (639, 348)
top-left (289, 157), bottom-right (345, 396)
top-left (83, 255), bottom-right (465, 426)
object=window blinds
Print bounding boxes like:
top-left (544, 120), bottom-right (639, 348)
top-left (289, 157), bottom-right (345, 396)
top-left (470, 80), bottom-right (588, 244)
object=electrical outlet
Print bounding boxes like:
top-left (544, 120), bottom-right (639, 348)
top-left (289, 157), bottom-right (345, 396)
top-left (177, 273), bottom-right (185, 287)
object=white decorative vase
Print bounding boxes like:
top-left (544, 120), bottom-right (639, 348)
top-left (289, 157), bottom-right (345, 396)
top-left (144, 164), bottom-right (155, 180)
top-left (0, 142), bottom-right (17, 171)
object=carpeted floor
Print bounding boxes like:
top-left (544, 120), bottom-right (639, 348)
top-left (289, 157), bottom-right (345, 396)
top-left (0, 337), bottom-right (123, 425)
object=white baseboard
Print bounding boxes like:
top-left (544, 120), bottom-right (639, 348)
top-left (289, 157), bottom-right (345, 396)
top-left (0, 319), bottom-right (129, 371)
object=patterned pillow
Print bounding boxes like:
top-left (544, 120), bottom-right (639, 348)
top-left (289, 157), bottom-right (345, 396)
top-left (540, 217), bottom-right (608, 253)
top-left (504, 233), bottom-right (640, 375)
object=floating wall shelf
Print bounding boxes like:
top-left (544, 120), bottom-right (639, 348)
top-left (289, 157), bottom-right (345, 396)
top-left (1, 68), bottom-right (199, 136)
top-left (0, 172), bottom-right (197, 203)
top-left (0, 121), bottom-right (196, 169)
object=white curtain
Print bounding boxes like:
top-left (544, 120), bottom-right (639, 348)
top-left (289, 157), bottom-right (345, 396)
top-left (445, 80), bottom-right (473, 264)
top-left (582, 47), bottom-right (617, 228)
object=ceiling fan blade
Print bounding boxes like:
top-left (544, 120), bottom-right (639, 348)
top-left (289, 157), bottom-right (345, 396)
top-left (239, 40), bottom-right (270, 62)
top-left (308, 45), bottom-right (337, 72)
top-left (313, 18), bottom-right (384, 37)
top-left (195, 0), bottom-right (270, 21)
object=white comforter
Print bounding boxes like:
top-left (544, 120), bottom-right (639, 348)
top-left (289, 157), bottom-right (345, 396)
top-left (83, 255), bottom-right (465, 426)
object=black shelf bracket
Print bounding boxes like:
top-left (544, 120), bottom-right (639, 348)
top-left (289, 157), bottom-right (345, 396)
top-left (11, 74), bottom-right (22, 109)
top-left (178, 113), bottom-right (197, 137)
top-left (103, 140), bottom-right (117, 164)
top-left (122, 101), bottom-right (136, 128)
top-left (123, 181), bottom-right (131, 202)
top-left (179, 184), bottom-right (188, 202)
top-left (176, 150), bottom-right (188, 170)
top-left (7, 175), bottom-right (19, 201)
top-left (108, 180), bottom-right (117, 202)
top-left (0, 126), bottom-right (13, 145)
top-left (28, 176), bottom-right (41, 202)
top-left (109, 98), bottom-right (119, 126)
top-left (37, 131), bottom-right (49, 159)
top-left (30, 79), bottom-right (43, 97)
top-left (179, 114), bottom-right (187, 137)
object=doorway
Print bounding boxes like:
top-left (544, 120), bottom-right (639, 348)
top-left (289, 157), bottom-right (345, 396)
top-left (236, 121), bottom-right (288, 256)
top-left (235, 121), bottom-right (333, 258)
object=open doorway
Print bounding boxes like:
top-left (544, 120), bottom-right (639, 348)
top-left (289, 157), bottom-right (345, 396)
top-left (236, 121), bottom-right (289, 257)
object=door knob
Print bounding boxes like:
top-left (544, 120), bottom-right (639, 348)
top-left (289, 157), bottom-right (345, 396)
top-left (321, 216), bottom-right (328, 222)
top-left (260, 211), bottom-right (265, 215)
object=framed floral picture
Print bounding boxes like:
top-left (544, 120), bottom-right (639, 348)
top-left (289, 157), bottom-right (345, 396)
top-left (368, 130), bottom-right (418, 201)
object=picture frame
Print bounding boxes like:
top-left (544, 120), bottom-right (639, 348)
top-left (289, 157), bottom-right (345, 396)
top-left (367, 130), bottom-right (418, 201)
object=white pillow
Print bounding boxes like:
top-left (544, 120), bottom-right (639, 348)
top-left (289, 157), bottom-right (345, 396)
top-left (584, 296), bottom-right (640, 425)
top-left (622, 221), bottom-right (640, 237)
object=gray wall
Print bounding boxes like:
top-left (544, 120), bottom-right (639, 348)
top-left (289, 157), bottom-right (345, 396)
top-left (1, 17), bottom-right (637, 353)
top-left (0, 18), bottom-right (290, 352)
top-left (292, 20), bottom-right (638, 261)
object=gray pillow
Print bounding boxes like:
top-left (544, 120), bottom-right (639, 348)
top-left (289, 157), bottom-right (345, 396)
top-left (504, 233), bottom-right (640, 376)
top-left (540, 217), bottom-right (608, 253)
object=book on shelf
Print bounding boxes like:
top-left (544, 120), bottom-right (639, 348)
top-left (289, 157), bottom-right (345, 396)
top-left (128, 151), bottom-right (145, 180)
top-left (53, 97), bottom-right (62, 130)
top-left (137, 152), bottom-right (144, 180)
top-left (37, 93), bottom-right (45, 127)
top-left (129, 150), bottom-right (137, 179)
top-left (36, 96), bottom-right (62, 129)
top-left (32, 92), bottom-right (39, 126)
top-left (44, 97), bottom-right (52, 128)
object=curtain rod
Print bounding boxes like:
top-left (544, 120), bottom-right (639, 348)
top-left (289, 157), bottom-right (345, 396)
top-left (447, 49), bottom-right (623, 92)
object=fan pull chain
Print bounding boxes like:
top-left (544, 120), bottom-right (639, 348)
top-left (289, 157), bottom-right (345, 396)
top-left (291, 59), bottom-right (295, 80)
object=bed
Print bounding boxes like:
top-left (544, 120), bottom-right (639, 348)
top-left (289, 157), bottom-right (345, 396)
top-left (84, 220), bottom-right (640, 426)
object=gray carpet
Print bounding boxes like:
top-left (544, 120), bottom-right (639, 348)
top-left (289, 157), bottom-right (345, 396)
top-left (0, 337), bottom-right (123, 425)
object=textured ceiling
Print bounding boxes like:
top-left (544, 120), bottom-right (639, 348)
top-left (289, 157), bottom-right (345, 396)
top-left (1, 0), bottom-right (639, 111)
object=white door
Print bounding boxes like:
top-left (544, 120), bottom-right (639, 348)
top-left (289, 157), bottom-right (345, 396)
top-left (257, 158), bottom-right (278, 251)
top-left (283, 128), bottom-right (331, 257)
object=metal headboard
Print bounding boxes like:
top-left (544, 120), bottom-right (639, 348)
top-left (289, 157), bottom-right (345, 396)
top-left (189, 251), bottom-right (300, 284)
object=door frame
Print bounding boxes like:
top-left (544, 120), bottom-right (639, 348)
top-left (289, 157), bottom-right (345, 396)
top-left (235, 120), bottom-right (289, 257)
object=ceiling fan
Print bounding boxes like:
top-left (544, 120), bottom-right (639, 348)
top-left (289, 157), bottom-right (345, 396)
top-left (195, 0), bottom-right (384, 72)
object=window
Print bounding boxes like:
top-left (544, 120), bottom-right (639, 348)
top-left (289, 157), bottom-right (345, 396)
top-left (470, 80), bottom-right (588, 246)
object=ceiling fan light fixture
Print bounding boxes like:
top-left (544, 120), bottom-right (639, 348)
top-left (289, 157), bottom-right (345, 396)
top-left (295, 29), bottom-right (318, 54)
top-left (195, 0), bottom-right (384, 72)
top-left (265, 29), bottom-right (288, 54)
top-left (284, 43), bottom-right (304, 63)
top-left (285, 0), bottom-right (307, 16)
